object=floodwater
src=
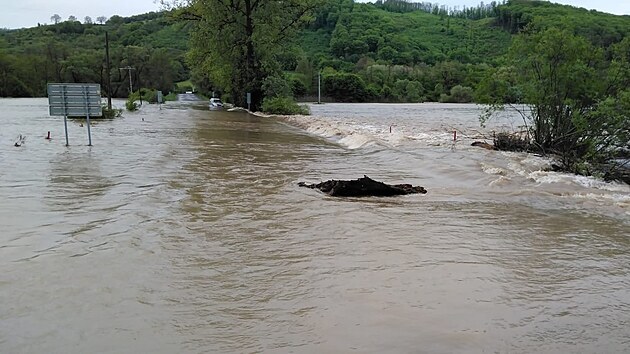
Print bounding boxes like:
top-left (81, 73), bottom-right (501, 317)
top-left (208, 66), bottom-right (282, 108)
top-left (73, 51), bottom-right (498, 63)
top-left (0, 97), bottom-right (628, 353)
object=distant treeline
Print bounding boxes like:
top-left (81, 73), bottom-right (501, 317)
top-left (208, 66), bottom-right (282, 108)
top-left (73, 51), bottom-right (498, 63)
top-left (0, 11), bottom-right (189, 98)
top-left (376, 0), bottom-right (504, 20)
top-left (281, 0), bottom-right (630, 104)
top-left (1, 0), bottom-right (629, 105)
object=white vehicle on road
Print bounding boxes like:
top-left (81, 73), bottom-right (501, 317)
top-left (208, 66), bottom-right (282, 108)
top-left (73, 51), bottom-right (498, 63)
top-left (209, 97), bottom-right (224, 109)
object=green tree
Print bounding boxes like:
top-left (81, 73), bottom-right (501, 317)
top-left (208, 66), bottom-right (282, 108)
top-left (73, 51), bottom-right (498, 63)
top-left (475, 66), bottom-right (520, 103)
top-left (0, 53), bottom-right (33, 96)
top-left (485, 27), bottom-right (629, 177)
top-left (171, 0), bottom-right (322, 110)
top-left (510, 28), bottom-right (600, 155)
top-left (406, 80), bottom-right (424, 102)
top-left (323, 72), bottom-right (368, 102)
top-left (448, 85), bottom-right (473, 103)
top-left (392, 79), bottom-right (408, 101)
top-left (144, 48), bottom-right (178, 93)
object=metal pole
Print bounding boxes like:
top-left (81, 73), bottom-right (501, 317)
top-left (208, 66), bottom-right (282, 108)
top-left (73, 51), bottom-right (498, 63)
top-left (138, 71), bottom-right (142, 106)
top-left (119, 66), bottom-right (135, 96)
top-left (129, 69), bottom-right (133, 94)
top-left (86, 113), bottom-right (92, 146)
top-left (105, 31), bottom-right (112, 110)
top-left (318, 71), bottom-right (321, 104)
top-left (83, 86), bottom-right (92, 146)
top-left (61, 85), bottom-right (69, 146)
top-left (63, 116), bottom-right (69, 146)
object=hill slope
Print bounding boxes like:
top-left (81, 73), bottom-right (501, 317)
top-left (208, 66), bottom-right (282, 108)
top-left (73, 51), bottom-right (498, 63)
top-left (1, 0), bottom-right (628, 101)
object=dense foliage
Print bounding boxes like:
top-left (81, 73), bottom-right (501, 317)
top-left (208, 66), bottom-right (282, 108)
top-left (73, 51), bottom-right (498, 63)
top-left (164, 0), bottom-right (323, 111)
top-left (0, 12), bottom-right (189, 98)
top-left (1, 0), bottom-right (630, 109)
top-left (261, 96), bottom-right (311, 115)
top-left (285, 0), bottom-right (511, 102)
top-left (2, 0), bottom-right (627, 179)
top-left (482, 28), bottom-right (629, 180)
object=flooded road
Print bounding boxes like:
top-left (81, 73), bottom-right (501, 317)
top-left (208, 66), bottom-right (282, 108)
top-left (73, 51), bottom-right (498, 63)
top-left (1, 98), bottom-right (628, 353)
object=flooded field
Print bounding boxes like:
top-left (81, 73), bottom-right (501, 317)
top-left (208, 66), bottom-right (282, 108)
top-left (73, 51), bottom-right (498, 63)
top-left (1, 98), bottom-right (628, 353)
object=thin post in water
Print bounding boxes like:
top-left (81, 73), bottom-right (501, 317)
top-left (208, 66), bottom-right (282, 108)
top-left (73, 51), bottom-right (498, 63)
top-left (61, 85), bottom-right (69, 146)
top-left (83, 86), bottom-right (92, 146)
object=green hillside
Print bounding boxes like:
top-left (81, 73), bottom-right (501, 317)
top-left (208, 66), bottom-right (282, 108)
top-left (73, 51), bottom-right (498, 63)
top-left (1, 0), bottom-right (628, 102)
top-left (305, 2), bottom-right (511, 65)
top-left (0, 12), bottom-right (190, 97)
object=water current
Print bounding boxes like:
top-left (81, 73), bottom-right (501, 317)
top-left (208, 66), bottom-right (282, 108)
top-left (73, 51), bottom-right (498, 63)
top-left (1, 97), bottom-right (628, 353)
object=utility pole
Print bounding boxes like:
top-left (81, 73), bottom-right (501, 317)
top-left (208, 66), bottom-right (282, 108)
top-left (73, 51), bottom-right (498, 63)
top-left (119, 66), bottom-right (135, 96)
top-left (318, 71), bottom-right (321, 104)
top-left (105, 32), bottom-right (112, 109)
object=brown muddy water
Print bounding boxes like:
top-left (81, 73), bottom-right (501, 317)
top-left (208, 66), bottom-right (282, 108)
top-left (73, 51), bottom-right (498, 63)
top-left (0, 97), bottom-right (628, 353)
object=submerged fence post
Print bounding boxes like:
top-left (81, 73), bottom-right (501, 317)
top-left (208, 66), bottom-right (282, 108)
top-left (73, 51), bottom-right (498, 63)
top-left (318, 71), bottom-right (321, 104)
top-left (83, 86), bottom-right (93, 146)
top-left (63, 115), bottom-right (69, 146)
top-left (61, 85), bottom-right (69, 146)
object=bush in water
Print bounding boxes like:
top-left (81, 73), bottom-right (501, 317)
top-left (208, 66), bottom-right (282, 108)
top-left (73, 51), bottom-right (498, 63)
top-left (125, 97), bottom-right (138, 111)
top-left (261, 96), bottom-right (310, 115)
top-left (102, 106), bottom-right (122, 118)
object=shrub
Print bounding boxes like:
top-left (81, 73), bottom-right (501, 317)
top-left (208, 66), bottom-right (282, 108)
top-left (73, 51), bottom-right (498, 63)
top-left (139, 88), bottom-right (157, 103)
top-left (323, 73), bottom-right (368, 102)
top-left (125, 97), bottom-right (138, 111)
top-left (262, 76), bottom-right (292, 98)
top-left (493, 132), bottom-right (530, 151)
top-left (439, 85), bottom-right (474, 103)
top-left (450, 85), bottom-right (474, 103)
top-left (261, 96), bottom-right (310, 115)
top-left (102, 105), bottom-right (122, 118)
top-left (291, 77), bottom-right (307, 97)
top-left (164, 92), bottom-right (178, 101)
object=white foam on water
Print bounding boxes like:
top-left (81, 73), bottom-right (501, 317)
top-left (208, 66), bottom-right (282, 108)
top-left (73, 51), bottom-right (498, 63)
top-left (481, 162), bottom-right (507, 176)
top-left (338, 132), bottom-right (378, 149)
top-left (406, 131), bottom-right (453, 146)
top-left (279, 108), bottom-right (628, 216)
top-left (281, 114), bottom-right (428, 149)
top-left (571, 174), bottom-right (630, 192)
top-left (568, 192), bottom-right (630, 204)
top-left (528, 170), bottom-right (568, 184)
top-left (529, 170), bottom-right (630, 193)
top-left (489, 175), bottom-right (512, 186)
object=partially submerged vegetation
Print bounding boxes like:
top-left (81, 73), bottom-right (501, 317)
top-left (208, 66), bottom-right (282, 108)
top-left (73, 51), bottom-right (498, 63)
top-left (261, 97), bottom-right (310, 115)
top-left (1, 0), bottom-right (628, 182)
top-left (125, 88), bottom-right (176, 111)
top-left (482, 26), bottom-right (629, 183)
top-left (2, 0), bottom-right (629, 108)
top-left (102, 106), bottom-right (123, 118)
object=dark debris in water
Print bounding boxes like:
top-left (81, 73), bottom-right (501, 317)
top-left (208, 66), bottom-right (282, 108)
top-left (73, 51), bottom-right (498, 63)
top-left (298, 175), bottom-right (427, 197)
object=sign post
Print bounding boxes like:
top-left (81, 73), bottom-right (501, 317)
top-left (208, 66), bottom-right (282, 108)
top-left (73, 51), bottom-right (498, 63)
top-left (157, 90), bottom-right (163, 110)
top-left (48, 83), bottom-right (102, 146)
top-left (246, 92), bottom-right (251, 111)
top-left (318, 71), bottom-right (321, 104)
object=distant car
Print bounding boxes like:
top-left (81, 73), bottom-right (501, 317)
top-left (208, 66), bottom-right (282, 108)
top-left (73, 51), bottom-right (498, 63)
top-left (209, 97), bottom-right (224, 109)
top-left (185, 91), bottom-right (193, 94)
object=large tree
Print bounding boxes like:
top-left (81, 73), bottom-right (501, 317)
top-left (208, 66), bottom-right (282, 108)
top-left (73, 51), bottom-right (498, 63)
top-left (484, 26), bottom-right (629, 179)
top-left (165, 0), bottom-right (322, 110)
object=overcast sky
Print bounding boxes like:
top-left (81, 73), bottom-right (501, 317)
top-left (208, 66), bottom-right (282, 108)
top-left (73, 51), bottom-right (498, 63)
top-left (1, 0), bottom-right (628, 29)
